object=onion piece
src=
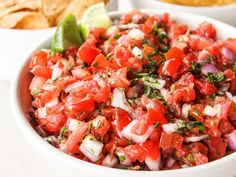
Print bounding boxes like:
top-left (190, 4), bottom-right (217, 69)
top-left (184, 135), bottom-right (209, 143)
top-left (203, 105), bottom-right (218, 117)
top-left (117, 35), bottom-right (128, 44)
top-left (37, 107), bottom-right (47, 119)
top-left (182, 104), bottom-right (191, 118)
top-left (66, 118), bottom-right (80, 131)
top-left (102, 154), bottom-right (118, 167)
top-left (79, 134), bottom-right (103, 162)
top-left (145, 155), bottom-right (161, 171)
top-left (119, 23), bottom-right (139, 30)
top-left (201, 64), bottom-right (218, 76)
top-left (111, 88), bottom-right (131, 112)
top-left (162, 123), bottom-right (178, 133)
top-left (128, 28), bottom-right (145, 40)
top-left (222, 47), bottom-right (236, 60)
top-left (160, 88), bottom-right (169, 101)
top-left (51, 66), bottom-right (63, 80)
top-left (122, 119), bottom-right (154, 144)
top-left (225, 91), bottom-right (233, 101)
top-left (45, 97), bottom-right (58, 108)
top-left (115, 147), bottom-right (132, 166)
top-left (63, 80), bottom-right (85, 93)
top-left (226, 130), bottom-right (236, 150)
top-left (142, 77), bottom-right (166, 90)
top-left (132, 46), bottom-right (143, 59)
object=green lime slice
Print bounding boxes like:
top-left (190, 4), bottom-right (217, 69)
top-left (51, 14), bottom-right (83, 53)
top-left (81, 2), bottom-right (112, 29)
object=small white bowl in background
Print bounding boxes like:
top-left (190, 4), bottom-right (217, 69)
top-left (10, 10), bottom-right (236, 177)
top-left (120, 0), bottom-right (236, 26)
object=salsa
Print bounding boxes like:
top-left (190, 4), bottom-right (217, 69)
top-left (28, 10), bottom-right (236, 170)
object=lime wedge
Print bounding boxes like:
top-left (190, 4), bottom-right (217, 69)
top-left (51, 14), bottom-right (83, 53)
top-left (81, 2), bottom-right (112, 29)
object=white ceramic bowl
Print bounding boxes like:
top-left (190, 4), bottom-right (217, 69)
top-left (126, 0), bottom-right (236, 26)
top-left (10, 10), bottom-right (236, 177)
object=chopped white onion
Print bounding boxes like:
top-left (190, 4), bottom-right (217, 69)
top-left (162, 123), bottom-right (178, 133)
top-left (203, 105), bottom-right (218, 117)
top-left (222, 47), bottom-right (236, 60)
top-left (63, 80), bottom-right (85, 93)
top-left (225, 91), bottom-right (233, 101)
top-left (111, 88), bottom-right (131, 112)
top-left (102, 154), bottom-right (118, 167)
top-left (121, 119), bottom-right (154, 144)
top-left (226, 130), bottom-right (236, 150)
top-left (233, 96), bottom-right (236, 104)
top-left (45, 97), bottom-right (58, 108)
top-left (201, 64), bottom-right (218, 76)
top-left (182, 104), bottom-right (191, 118)
top-left (132, 46), bottom-right (143, 59)
top-left (107, 26), bottom-right (118, 36)
top-left (145, 155), bottom-right (161, 171)
top-left (117, 35), bottom-right (128, 44)
top-left (166, 158), bottom-right (176, 168)
top-left (142, 77), bottom-right (166, 90)
top-left (128, 28), bottom-right (145, 41)
top-left (58, 59), bottom-right (72, 73)
top-left (115, 148), bottom-right (132, 166)
top-left (79, 134), bottom-right (103, 162)
top-left (51, 66), bottom-right (63, 80)
top-left (66, 118), bottom-right (80, 131)
top-left (184, 135), bottom-right (209, 143)
top-left (119, 23), bottom-right (139, 30)
top-left (160, 88), bottom-right (169, 101)
top-left (37, 107), bottom-right (47, 119)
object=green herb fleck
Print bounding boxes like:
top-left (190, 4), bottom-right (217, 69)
top-left (187, 153), bottom-right (195, 162)
top-left (154, 122), bottom-right (160, 128)
top-left (207, 72), bottom-right (226, 83)
top-left (232, 63), bottom-right (236, 72)
top-left (188, 61), bottom-right (199, 72)
top-left (119, 155), bottom-right (126, 162)
top-left (92, 62), bottom-right (98, 67)
top-left (106, 52), bottom-right (113, 60)
top-left (114, 34), bottom-right (121, 40)
top-left (81, 62), bottom-right (87, 69)
top-left (202, 56), bottom-right (216, 65)
top-left (32, 89), bottom-right (40, 96)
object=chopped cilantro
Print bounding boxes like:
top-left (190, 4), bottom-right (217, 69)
top-left (81, 62), bottom-right (87, 69)
top-left (188, 61), bottom-right (199, 72)
top-left (232, 63), bottom-right (236, 72)
top-left (119, 155), bottom-right (126, 162)
top-left (187, 153), bottom-right (195, 162)
top-left (154, 122), bottom-right (160, 128)
top-left (106, 52), bottom-right (113, 60)
top-left (188, 121), bottom-right (205, 131)
top-left (207, 72), bottom-right (226, 83)
top-left (92, 62), bottom-right (98, 67)
top-left (32, 89), bottom-right (40, 96)
top-left (201, 56), bottom-right (216, 65)
top-left (114, 34), bottom-right (121, 40)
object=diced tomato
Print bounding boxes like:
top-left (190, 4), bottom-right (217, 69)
top-left (29, 76), bottom-right (47, 94)
top-left (218, 119), bottom-right (234, 134)
top-left (131, 118), bottom-right (149, 135)
top-left (112, 109), bottom-right (132, 137)
top-left (196, 22), bottom-right (216, 39)
top-left (189, 105), bottom-right (204, 122)
top-left (124, 145), bottom-right (147, 162)
top-left (67, 122), bottom-right (88, 153)
top-left (29, 50), bottom-right (48, 69)
top-left (224, 69), bottom-right (235, 80)
top-left (160, 133), bottom-right (183, 150)
top-left (195, 79), bottom-right (217, 96)
top-left (113, 47), bottom-right (131, 67)
top-left (64, 47), bottom-right (78, 59)
top-left (65, 96), bottom-right (95, 116)
top-left (170, 23), bottom-right (188, 39)
top-left (146, 109), bottom-right (167, 125)
top-left (71, 67), bottom-right (92, 80)
top-left (207, 137), bottom-right (227, 160)
top-left (190, 142), bottom-right (208, 155)
top-left (31, 65), bottom-right (52, 78)
top-left (141, 95), bottom-right (165, 115)
top-left (158, 47), bottom-right (185, 76)
top-left (108, 67), bottom-right (130, 88)
top-left (91, 116), bottom-right (110, 138)
top-left (90, 28), bottom-right (107, 40)
top-left (77, 44), bottom-right (101, 65)
top-left (127, 57), bottom-right (143, 72)
top-left (142, 140), bottom-right (160, 160)
top-left (46, 114), bottom-right (66, 132)
top-left (91, 54), bottom-right (113, 70)
top-left (193, 153), bottom-right (208, 166)
top-left (216, 100), bottom-right (232, 120)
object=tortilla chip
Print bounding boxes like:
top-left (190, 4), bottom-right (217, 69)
top-left (40, 0), bottom-right (72, 17)
top-left (0, 11), bottom-right (49, 29)
top-left (0, 0), bottom-right (39, 19)
top-left (56, 0), bottom-right (105, 25)
top-left (0, 0), bottom-right (17, 11)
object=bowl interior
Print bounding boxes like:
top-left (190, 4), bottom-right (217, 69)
top-left (12, 9), bottom-right (236, 176)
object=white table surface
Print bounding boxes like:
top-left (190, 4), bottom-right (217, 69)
top-left (0, 80), bottom-right (68, 177)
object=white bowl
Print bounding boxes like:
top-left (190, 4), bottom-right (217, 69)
top-left (10, 10), bottom-right (236, 177)
top-left (127, 0), bottom-right (236, 26)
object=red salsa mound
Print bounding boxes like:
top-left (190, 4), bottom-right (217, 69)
top-left (28, 10), bottom-right (236, 170)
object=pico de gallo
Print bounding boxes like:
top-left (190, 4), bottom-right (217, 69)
top-left (28, 10), bottom-right (236, 170)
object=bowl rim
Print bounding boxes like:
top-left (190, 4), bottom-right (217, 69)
top-left (151, 0), bottom-right (236, 11)
top-left (10, 9), bottom-right (236, 175)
